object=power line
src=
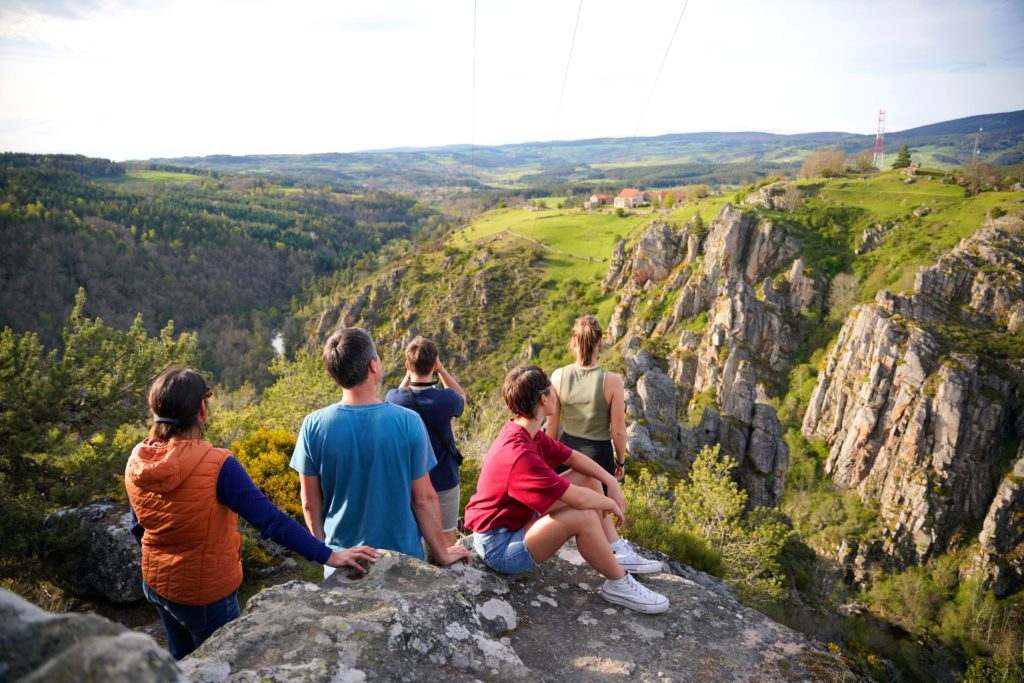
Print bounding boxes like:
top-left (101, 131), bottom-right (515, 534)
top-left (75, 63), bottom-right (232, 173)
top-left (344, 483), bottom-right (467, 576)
top-left (545, 0), bottom-right (585, 169)
top-left (470, 0), bottom-right (477, 180)
top-left (622, 0), bottom-right (690, 165)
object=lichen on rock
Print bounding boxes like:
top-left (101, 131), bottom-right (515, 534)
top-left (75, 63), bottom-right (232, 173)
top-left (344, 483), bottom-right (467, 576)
top-left (178, 548), bottom-right (854, 682)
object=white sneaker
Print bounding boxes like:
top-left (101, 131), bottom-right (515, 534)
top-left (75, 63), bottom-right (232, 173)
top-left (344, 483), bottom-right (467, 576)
top-left (601, 574), bottom-right (669, 614)
top-left (614, 543), bottom-right (664, 574)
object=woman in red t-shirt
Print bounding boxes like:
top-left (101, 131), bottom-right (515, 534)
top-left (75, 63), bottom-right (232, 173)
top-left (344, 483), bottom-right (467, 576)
top-left (464, 366), bottom-right (668, 614)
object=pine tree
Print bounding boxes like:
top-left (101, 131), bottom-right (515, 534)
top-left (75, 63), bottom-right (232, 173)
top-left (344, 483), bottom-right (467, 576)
top-left (892, 144), bottom-right (912, 169)
top-left (672, 445), bottom-right (794, 603)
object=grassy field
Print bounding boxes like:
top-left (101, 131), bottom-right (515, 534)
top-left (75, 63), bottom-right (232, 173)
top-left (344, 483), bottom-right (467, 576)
top-left (447, 194), bottom-right (733, 324)
top-left (98, 169), bottom-right (207, 184)
top-left (794, 171), bottom-right (1021, 297)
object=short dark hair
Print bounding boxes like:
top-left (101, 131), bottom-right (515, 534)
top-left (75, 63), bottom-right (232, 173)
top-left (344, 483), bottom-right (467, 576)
top-left (405, 336), bottom-right (438, 376)
top-left (323, 328), bottom-right (378, 388)
top-left (148, 368), bottom-right (210, 441)
top-left (502, 365), bottom-right (550, 418)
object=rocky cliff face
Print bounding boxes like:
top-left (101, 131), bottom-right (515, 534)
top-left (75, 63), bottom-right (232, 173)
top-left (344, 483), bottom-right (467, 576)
top-left (976, 442), bottom-right (1024, 597)
top-left (802, 220), bottom-right (1024, 582)
top-left (179, 550), bottom-right (854, 682)
top-left (606, 205), bottom-right (818, 506)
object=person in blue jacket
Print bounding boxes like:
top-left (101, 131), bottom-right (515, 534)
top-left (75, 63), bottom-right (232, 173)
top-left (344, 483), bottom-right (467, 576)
top-left (385, 336), bottom-right (467, 546)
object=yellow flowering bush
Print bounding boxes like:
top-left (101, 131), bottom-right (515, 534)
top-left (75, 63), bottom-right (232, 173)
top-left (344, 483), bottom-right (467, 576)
top-left (232, 428), bottom-right (302, 518)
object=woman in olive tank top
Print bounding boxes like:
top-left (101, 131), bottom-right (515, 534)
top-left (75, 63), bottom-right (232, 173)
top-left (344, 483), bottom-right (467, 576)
top-left (546, 315), bottom-right (627, 481)
top-left (545, 316), bottom-right (662, 574)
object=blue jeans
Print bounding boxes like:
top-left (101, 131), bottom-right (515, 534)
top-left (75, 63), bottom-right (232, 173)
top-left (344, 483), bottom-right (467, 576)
top-left (142, 580), bottom-right (240, 660)
top-left (473, 526), bottom-right (538, 574)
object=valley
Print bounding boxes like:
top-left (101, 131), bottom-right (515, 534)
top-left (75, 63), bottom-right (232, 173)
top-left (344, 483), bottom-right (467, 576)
top-left (2, 121), bottom-right (1024, 681)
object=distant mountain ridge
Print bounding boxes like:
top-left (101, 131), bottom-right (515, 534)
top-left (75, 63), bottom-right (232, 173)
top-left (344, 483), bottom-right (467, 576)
top-left (144, 109), bottom-right (1024, 190)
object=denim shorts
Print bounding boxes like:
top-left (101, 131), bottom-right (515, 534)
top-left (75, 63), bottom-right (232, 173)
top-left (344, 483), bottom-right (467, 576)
top-left (472, 526), bottom-right (538, 574)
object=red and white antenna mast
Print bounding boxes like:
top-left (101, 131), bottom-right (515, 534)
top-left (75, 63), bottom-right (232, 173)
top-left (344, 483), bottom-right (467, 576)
top-left (872, 109), bottom-right (886, 169)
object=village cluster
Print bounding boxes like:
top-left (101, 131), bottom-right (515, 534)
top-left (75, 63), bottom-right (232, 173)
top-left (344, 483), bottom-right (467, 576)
top-left (583, 188), bottom-right (683, 210)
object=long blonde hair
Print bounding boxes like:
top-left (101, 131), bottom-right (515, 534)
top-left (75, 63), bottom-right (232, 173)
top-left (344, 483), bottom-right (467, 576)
top-left (570, 315), bottom-right (602, 366)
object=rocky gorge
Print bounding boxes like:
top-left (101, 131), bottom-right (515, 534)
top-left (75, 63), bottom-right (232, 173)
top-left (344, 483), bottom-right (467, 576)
top-left (305, 197), bottom-right (1024, 599)
top-left (601, 203), bottom-right (1024, 597)
top-left (23, 179), bottom-right (1008, 680)
top-left (802, 220), bottom-right (1024, 593)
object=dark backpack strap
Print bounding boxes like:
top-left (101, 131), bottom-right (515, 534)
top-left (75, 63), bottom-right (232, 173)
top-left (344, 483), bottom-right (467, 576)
top-left (405, 388), bottom-right (457, 460)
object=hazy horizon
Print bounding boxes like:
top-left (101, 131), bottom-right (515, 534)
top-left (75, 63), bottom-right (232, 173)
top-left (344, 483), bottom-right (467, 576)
top-left (2, 0), bottom-right (1023, 160)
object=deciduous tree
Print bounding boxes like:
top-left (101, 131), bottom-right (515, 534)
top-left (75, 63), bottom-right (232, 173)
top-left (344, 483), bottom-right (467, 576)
top-left (799, 148), bottom-right (847, 179)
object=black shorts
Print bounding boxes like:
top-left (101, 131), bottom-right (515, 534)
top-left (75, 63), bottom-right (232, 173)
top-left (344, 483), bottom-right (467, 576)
top-left (555, 433), bottom-right (615, 493)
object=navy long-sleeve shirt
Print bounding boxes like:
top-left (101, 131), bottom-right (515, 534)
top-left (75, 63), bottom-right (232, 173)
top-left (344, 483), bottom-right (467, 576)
top-left (129, 456), bottom-right (331, 565)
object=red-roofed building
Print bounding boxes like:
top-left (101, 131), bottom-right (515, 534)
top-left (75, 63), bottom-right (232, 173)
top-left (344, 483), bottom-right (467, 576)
top-left (584, 193), bottom-right (614, 209)
top-left (614, 188), bottom-right (647, 209)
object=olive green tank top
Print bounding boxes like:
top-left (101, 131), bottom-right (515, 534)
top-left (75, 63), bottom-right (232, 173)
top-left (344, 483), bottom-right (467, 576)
top-left (557, 364), bottom-right (611, 441)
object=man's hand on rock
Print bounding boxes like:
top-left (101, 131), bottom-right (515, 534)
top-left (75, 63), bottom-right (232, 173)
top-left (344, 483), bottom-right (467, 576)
top-left (436, 544), bottom-right (469, 566)
top-left (327, 546), bottom-right (381, 573)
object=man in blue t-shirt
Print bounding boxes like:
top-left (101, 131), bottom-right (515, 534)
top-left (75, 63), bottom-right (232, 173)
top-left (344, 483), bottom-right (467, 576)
top-left (385, 336), bottom-right (467, 546)
top-left (290, 328), bottom-right (468, 573)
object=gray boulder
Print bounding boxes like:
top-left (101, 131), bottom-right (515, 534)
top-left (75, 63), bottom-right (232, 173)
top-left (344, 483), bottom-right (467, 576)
top-left (0, 588), bottom-right (183, 682)
top-left (181, 549), bottom-right (855, 682)
top-left (602, 239), bottom-right (629, 292)
top-left (44, 500), bottom-right (143, 603)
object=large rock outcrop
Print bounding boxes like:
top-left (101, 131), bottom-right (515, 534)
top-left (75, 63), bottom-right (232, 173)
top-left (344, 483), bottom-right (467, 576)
top-left (180, 549), bottom-right (855, 682)
top-left (44, 500), bottom-right (143, 603)
top-left (802, 221), bottom-right (1024, 573)
top-left (609, 206), bottom-right (811, 506)
top-left (0, 588), bottom-right (182, 682)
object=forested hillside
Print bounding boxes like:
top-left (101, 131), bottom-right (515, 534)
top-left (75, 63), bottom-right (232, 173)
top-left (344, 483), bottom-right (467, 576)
top-left (0, 154), bottom-right (446, 386)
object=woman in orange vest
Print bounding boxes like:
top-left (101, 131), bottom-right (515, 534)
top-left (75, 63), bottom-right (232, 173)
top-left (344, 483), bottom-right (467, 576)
top-left (125, 368), bottom-right (380, 659)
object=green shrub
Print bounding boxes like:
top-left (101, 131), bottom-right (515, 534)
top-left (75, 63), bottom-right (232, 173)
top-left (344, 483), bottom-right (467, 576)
top-left (623, 449), bottom-right (793, 605)
top-left (622, 468), bottom-right (724, 577)
top-left (673, 446), bottom-right (794, 604)
top-left (683, 311), bottom-right (708, 335)
top-left (687, 385), bottom-right (719, 427)
top-left (0, 291), bottom-right (195, 583)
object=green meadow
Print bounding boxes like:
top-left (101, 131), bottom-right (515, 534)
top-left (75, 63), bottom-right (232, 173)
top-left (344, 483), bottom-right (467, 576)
top-left (98, 169), bottom-right (206, 184)
top-left (447, 194), bottom-right (732, 323)
top-left (793, 171), bottom-right (1020, 297)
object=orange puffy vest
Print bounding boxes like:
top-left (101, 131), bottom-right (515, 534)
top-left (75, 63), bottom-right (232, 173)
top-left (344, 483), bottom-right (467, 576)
top-left (125, 439), bottom-right (243, 606)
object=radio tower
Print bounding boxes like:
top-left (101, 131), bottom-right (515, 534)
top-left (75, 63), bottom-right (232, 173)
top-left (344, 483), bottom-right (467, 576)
top-left (872, 109), bottom-right (886, 170)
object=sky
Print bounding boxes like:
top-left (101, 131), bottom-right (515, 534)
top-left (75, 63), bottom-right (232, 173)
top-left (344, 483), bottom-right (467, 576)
top-left (1, 0), bottom-right (1022, 160)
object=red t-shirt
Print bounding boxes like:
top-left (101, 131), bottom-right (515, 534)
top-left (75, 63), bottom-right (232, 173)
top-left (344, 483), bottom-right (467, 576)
top-left (464, 421), bottom-right (572, 533)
